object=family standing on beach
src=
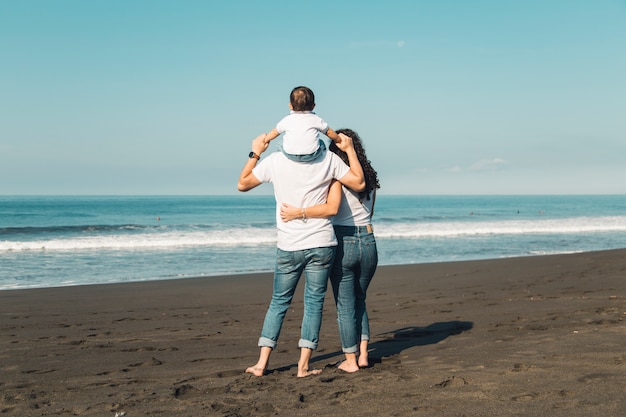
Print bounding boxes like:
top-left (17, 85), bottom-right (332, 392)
top-left (237, 86), bottom-right (380, 377)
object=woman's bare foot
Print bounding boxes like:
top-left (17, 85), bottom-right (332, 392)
top-left (338, 352), bottom-right (359, 373)
top-left (358, 351), bottom-right (369, 368)
top-left (245, 365), bottom-right (266, 377)
top-left (338, 360), bottom-right (359, 373)
top-left (359, 341), bottom-right (369, 368)
top-left (297, 368), bottom-right (322, 378)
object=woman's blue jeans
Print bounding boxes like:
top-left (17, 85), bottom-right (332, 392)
top-left (258, 246), bottom-right (335, 351)
top-left (330, 225), bottom-right (378, 353)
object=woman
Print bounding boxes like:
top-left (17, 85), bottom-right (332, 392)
top-left (281, 128), bottom-right (380, 371)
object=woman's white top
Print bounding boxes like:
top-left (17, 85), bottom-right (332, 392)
top-left (333, 187), bottom-right (374, 226)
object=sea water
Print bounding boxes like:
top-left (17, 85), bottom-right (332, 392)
top-left (1, 195), bottom-right (625, 290)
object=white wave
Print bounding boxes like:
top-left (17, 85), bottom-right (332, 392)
top-left (0, 228), bottom-right (277, 252)
top-left (526, 250), bottom-right (583, 256)
top-left (375, 216), bottom-right (626, 239)
top-left (2, 216), bottom-right (625, 253)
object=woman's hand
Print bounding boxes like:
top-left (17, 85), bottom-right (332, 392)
top-left (280, 202), bottom-right (303, 222)
top-left (334, 132), bottom-right (353, 152)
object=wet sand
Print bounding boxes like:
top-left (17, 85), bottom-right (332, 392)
top-left (1, 249), bottom-right (625, 416)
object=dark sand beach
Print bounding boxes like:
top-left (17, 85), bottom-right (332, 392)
top-left (1, 249), bottom-right (625, 416)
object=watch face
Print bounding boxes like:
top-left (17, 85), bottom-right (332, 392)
top-left (249, 152), bottom-right (255, 158)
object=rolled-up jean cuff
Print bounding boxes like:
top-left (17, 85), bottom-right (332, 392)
top-left (342, 344), bottom-right (358, 354)
top-left (298, 338), bottom-right (318, 350)
top-left (361, 335), bottom-right (370, 341)
top-left (258, 337), bottom-right (276, 349)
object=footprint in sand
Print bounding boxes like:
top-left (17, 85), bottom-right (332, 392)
top-left (22, 368), bottom-right (56, 375)
top-left (173, 384), bottom-right (200, 399)
top-left (210, 369), bottom-right (244, 378)
top-left (511, 363), bottom-right (532, 372)
top-left (432, 375), bottom-right (469, 388)
top-left (128, 357), bottom-right (163, 367)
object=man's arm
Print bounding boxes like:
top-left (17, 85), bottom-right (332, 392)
top-left (335, 133), bottom-right (365, 192)
top-left (237, 134), bottom-right (269, 192)
top-left (280, 180), bottom-right (342, 222)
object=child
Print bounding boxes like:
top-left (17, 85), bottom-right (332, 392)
top-left (263, 86), bottom-right (340, 162)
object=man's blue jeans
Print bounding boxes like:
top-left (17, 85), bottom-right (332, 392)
top-left (258, 246), bottom-right (336, 350)
top-left (330, 225), bottom-right (378, 352)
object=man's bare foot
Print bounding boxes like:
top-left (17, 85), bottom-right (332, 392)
top-left (338, 360), bottom-right (359, 373)
top-left (297, 368), bottom-right (322, 378)
top-left (245, 365), bottom-right (266, 377)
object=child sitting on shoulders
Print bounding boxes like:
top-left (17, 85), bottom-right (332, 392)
top-left (263, 86), bottom-right (340, 162)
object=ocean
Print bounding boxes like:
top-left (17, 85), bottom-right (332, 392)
top-left (1, 195), bottom-right (625, 290)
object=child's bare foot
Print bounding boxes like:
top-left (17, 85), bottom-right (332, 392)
top-left (297, 368), bottom-right (322, 378)
top-left (245, 365), bottom-right (266, 377)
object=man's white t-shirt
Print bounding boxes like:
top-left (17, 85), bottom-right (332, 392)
top-left (252, 150), bottom-right (350, 251)
top-left (276, 111), bottom-right (328, 155)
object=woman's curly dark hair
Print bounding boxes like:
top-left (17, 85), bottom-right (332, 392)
top-left (329, 128), bottom-right (380, 201)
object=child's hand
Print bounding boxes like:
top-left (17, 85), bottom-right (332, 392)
top-left (263, 128), bottom-right (280, 144)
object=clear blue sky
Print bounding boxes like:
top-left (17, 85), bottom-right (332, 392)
top-left (2, 0), bottom-right (625, 195)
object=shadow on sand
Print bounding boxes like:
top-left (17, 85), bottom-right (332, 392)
top-left (272, 320), bottom-right (473, 373)
top-left (366, 320), bottom-right (474, 366)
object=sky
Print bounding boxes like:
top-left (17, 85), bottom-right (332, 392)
top-left (1, 0), bottom-right (625, 195)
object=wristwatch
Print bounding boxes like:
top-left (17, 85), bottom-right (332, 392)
top-left (248, 151), bottom-right (260, 160)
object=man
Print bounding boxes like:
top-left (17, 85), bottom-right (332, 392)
top-left (238, 132), bottom-right (364, 377)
